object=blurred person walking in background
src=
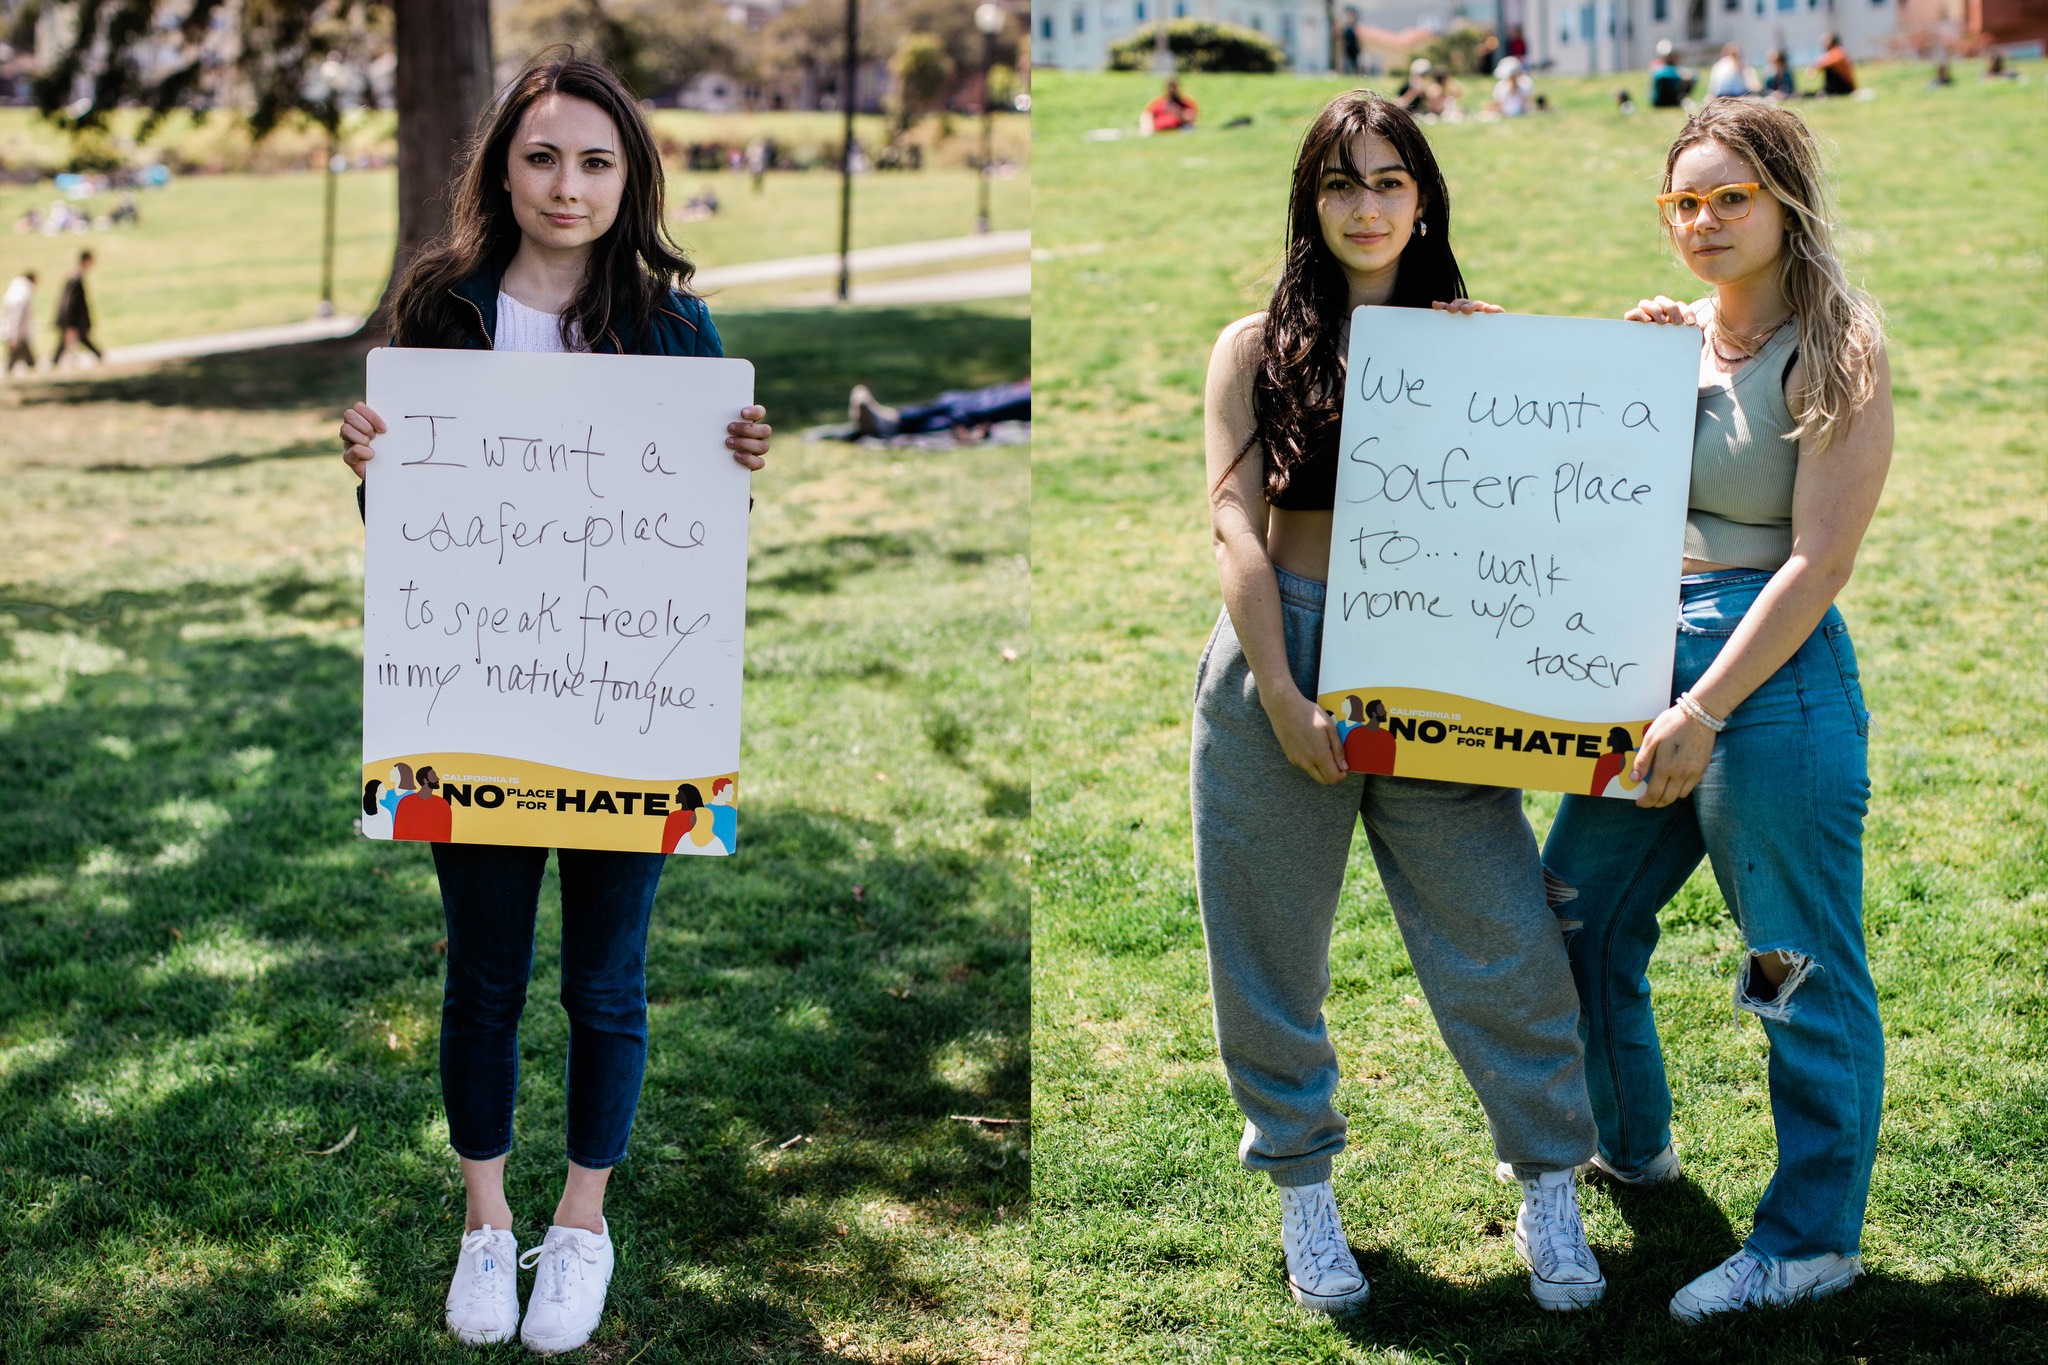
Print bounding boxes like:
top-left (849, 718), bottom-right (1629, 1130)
top-left (52, 249), bottom-right (100, 367)
top-left (2, 268), bottom-right (35, 375)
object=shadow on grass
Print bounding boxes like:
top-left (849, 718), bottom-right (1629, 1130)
top-left (5, 303), bottom-right (1030, 439)
top-left (8, 336), bottom-right (374, 413)
top-left (0, 576), bottom-right (1025, 1362)
top-left (20, 438), bottom-right (336, 474)
top-left (1311, 1177), bottom-right (2048, 1363)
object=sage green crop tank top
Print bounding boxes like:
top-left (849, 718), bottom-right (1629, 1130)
top-left (1685, 312), bottom-right (1802, 570)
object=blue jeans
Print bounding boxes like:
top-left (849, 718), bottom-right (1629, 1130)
top-left (1542, 570), bottom-right (1882, 1261)
top-left (897, 380), bottom-right (1030, 433)
top-left (432, 844), bottom-right (667, 1169)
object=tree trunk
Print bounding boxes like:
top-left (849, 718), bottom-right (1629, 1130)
top-left (363, 0), bottom-right (495, 335)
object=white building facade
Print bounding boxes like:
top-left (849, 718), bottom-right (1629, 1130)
top-left (1500, 0), bottom-right (1900, 75)
top-left (1033, 0), bottom-right (1337, 70)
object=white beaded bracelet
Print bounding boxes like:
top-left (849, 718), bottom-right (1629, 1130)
top-left (1677, 691), bottom-right (1727, 733)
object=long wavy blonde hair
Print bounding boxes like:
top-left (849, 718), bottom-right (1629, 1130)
top-left (1663, 99), bottom-right (1884, 454)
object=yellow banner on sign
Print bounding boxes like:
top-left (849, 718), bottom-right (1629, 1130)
top-left (1309, 687), bottom-right (1653, 799)
top-left (359, 753), bottom-right (738, 854)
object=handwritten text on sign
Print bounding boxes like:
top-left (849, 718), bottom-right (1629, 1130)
top-left (361, 347), bottom-right (753, 851)
top-left (1315, 308), bottom-right (1699, 797)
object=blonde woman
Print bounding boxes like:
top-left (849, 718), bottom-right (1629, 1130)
top-left (1541, 99), bottom-right (1892, 1322)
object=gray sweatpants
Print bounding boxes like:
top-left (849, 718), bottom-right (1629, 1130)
top-left (1191, 567), bottom-right (1596, 1187)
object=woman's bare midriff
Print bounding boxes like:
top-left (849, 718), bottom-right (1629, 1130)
top-left (1266, 507), bottom-right (1335, 583)
top-left (1683, 557), bottom-right (1743, 574)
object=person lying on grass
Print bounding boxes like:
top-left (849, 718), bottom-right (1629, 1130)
top-left (339, 49), bottom-right (772, 1356)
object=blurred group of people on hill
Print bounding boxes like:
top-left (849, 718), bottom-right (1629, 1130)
top-left (3, 248), bottom-right (100, 376)
top-left (14, 193), bottom-right (141, 236)
top-left (1641, 34), bottom-right (1860, 111)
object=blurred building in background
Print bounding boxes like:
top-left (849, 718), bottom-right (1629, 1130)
top-left (1033, 0), bottom-right (1334, 70)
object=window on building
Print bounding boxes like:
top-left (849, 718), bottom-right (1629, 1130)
top-left (1041, 14), bottom-right (1053, 37)
top-left (1174, 0), bottom-right (1186, 14)
top-left (1580, 4), bottom-right (1596, 38)
top-left (1723, 0), bottom-right (1738, 11)
top-left (1653, 0), bottom-right (1667, 19)
top-left (1777, 0), bottom-right (1793, 10)
top-left (1073, 7), bottom-right (1084, 31)
top-left (1135, 0), bottom-right (1145, 17)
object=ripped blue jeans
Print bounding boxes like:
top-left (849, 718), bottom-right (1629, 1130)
top-left (1542, 570), bottom-right (1882, 1261)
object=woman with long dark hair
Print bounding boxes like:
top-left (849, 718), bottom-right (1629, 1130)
top-left (1542, 98), bottom-right (1892, 1323)
top-left (338, 51), bottom-right (771, 1352)
top-left (1194, 89), bottom-right (1604, 1316)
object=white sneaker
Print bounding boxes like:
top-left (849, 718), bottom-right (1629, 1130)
top-left (444, 1223), bottom-right (521, 1345)
top-left (1278, 1181), bottom-right (1371, 1315)
top-left (1494, 1144), bottom-right (1681, 1188)
top-left (518, 1221), bottom-right (616, 1354)
top-left (1584, 1142), bottom-right (1682, 1187)
top-left (1514, 1169), bottom-right (1606, 1310)
top-left (1669, 1248), bottom-right (1862, 1323)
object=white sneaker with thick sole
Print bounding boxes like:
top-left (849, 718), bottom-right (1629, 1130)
top-left (1585, 1142), bottom-right (1682, 1187)
top-left (444, 1223), bottom-right (521, 1345)
top-left (1514, 1168), bottom-right (1606, 1311)
top-left (1278, 1181), bottom-right (1371, 1315)
top-left (518, 1221), bottom-right (616, 1354)
top-left (1669, 1248), bottom-right (1862, 1323)
top-left (1497, 1143), bottom-right (1682, 1188)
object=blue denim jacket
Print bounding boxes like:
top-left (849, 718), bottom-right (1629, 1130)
top-left (442, 261), bottom-right (723, 358)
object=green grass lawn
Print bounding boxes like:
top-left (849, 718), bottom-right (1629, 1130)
top-left (1029, 63), bottom-right (2047, 1364)
top-left (0, 108), bottom-right (1028, 351)
top-left (0, 296), bottom-right (1029, 1363)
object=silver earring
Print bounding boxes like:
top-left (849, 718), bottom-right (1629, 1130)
top-left (1418, 219), bottom-right (1428, 237)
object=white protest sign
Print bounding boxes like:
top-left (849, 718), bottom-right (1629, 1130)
top-left (1315, 307), bottom-right (1699, 798)
top-left (360, 347), bottom-right (753, 852)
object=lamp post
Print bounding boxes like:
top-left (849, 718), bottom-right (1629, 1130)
top-left (974, 3), bottom-right (1004, 236)
top-left (837, 0), bottom-right (859, 303)
top-left (311, 57), bottom-right (347, 319)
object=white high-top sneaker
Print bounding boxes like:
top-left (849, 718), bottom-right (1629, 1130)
top-left (1669, 1248), bottom-right (1862, 1323)
top-left (443, 1223), bottom-right (520, 1345)
top-left (518, 1221), bottom-right (616, 1354)
top-left (1514, 1168), bottom-right (1607, 1310)
top-left (1278, 1181), bottom-right (1371, 1315)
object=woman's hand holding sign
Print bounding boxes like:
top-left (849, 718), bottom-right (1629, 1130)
top-left (342, 401), bottom-right (773, 478)
top-left (1625, 296), bottom-right (1698, 326)
top-left (1265, 690), bottom-right (1349, 786)
top-left (1629, 701), bottom-right (1716, 807)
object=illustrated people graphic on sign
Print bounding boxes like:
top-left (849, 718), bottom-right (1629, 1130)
top-left (661, 782), bottom-right (706, 854)
top-left (380, 762), bottom-right (417, 819)
top-left (395, 764), bottom-right (454, 843)
top-left (706, 777), bottom-right (737, 854)
top-left (1339, 696), bottom-right (1397, 775)
top-left (1588, 726), bottom-right (1644, 798)
top-left (361, 779), bottom-right (395, 839)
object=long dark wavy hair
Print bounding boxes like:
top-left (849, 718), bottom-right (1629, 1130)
top-left (1228, 90), bottom-right (1467, 501)
top-left (391, 49), bottom-right (694, 351)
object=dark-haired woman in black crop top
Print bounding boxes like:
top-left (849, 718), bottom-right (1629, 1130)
top-left (1189, 89), bottom-right (1609, 1319)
